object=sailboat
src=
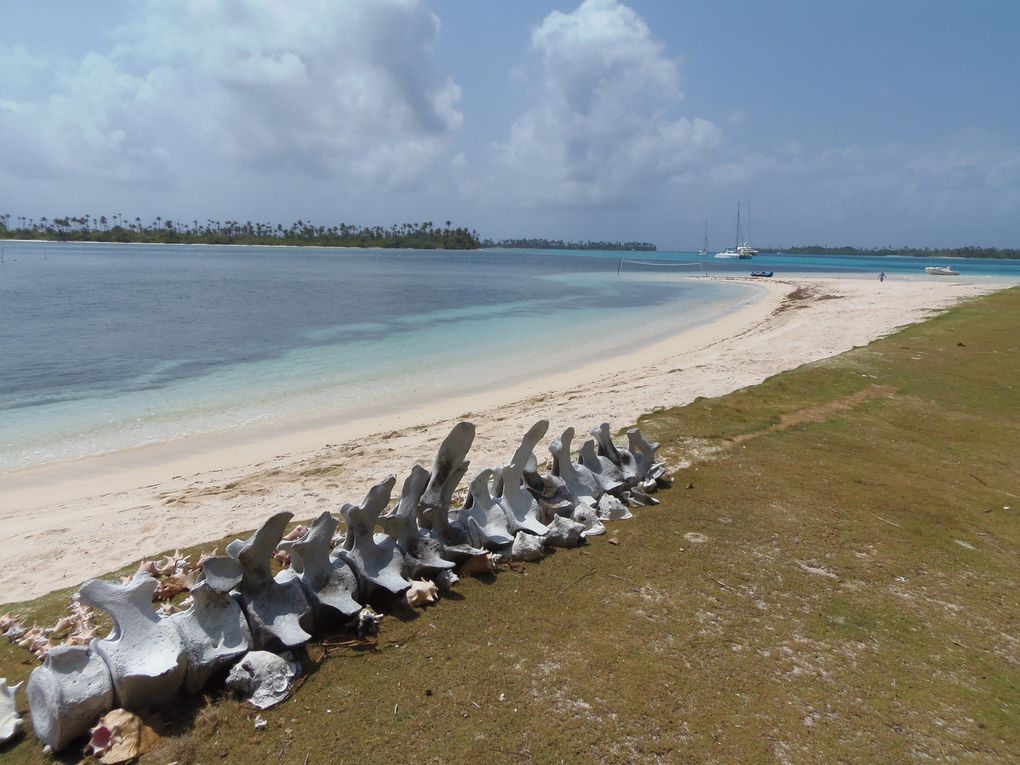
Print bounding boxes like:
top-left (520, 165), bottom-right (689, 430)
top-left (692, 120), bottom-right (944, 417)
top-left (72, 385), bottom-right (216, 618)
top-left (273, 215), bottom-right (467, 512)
top-left (737, 199), bottom-right (758, 257)
top-left (715, 203), bottom-right (753, 259)
top-left (697, 220), bottom-right (708, 255)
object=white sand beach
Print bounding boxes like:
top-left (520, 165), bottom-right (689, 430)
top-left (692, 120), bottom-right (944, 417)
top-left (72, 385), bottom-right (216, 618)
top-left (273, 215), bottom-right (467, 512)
top-left (0, 274), bottom-right (1007, 603)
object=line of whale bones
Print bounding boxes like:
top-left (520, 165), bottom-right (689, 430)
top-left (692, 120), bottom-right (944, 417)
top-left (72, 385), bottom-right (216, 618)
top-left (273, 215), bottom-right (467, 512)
top-left (15, 419), bottom-right (670, 752)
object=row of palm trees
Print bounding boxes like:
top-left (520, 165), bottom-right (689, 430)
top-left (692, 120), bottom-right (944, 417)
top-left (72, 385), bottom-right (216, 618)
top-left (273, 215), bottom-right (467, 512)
top-left (486, 237), bottom-right (657, 251)
top-left (0, 213), bottom-right (482, 250)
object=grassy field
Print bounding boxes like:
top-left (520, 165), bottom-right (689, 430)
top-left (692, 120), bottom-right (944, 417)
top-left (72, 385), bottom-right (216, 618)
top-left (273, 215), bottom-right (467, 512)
top-left (2, 287), bottom-right (1018, 764)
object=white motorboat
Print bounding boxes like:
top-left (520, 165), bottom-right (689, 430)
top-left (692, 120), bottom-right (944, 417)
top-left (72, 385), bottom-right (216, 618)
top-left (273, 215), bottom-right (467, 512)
top-left (925, 265), bottom-right (959, 276)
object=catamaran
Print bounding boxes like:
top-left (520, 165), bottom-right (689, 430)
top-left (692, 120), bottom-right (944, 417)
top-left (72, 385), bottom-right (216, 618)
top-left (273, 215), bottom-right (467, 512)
top-left (715, 203), bottom-right (754, 259)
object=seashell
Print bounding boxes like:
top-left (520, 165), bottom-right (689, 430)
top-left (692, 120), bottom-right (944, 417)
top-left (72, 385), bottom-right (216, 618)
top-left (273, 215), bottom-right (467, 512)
top-left (135, 560), bottom-right (160, 578)
top-left (350, 606), bottom-right (384, 638)
top-left (433, 569), bottom-right (459, 591)
top-left (459, 553), bottom-right (496, 576)
top-left (86, 708), bottom-right (159, 764)
top-left (282, 524), bottom-right (309, 542)
top-left (153, 583), bottom-right (189, 603)
top-left (544, 515), bottom-right (586, 548)
top-left (196, 548), bottom-right (220, 567)
top-left (596, 494), bottom-right (633, 521)
top-left (571, 504), bottom-right (607, 537)
top-left (510, 531), bottom-right (545, 562)
top-left (405, 579), bottom-right (439, 608)
top-left (155, 552), bottom-right (183, 577)
top-left (50, 615), bottom-right (76, 635)
top-left (225, 650), bottom-right (300, 710)
top-left (0, 677), bottom-right (24, 743)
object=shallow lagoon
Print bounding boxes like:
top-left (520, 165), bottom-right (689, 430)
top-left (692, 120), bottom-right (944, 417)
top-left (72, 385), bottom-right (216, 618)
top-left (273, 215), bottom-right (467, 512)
top-left (0, 242), bottom-right (761, 471)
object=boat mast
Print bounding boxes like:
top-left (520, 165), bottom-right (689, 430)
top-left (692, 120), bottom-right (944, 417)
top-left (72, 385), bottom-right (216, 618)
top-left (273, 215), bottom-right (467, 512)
top-left (747, 199), bottom-right (752, 247)
top-left (735, 203), bottom-right (741, 248)
top-left (703, 219), bottom-right (708, 251)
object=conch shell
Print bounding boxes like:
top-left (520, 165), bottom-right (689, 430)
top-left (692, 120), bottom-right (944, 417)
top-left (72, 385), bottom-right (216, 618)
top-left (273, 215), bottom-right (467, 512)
top-left (86, 708), bottom-right (159, 764)
top-left (405, 579), bottom-right (439, 608)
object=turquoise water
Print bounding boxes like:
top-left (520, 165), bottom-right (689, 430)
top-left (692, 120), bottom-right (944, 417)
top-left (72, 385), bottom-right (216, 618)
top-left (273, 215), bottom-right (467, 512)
top-left (529, 247), bottom-right (1020, 279)
top-left (0, 242), bottom-right (762, 472)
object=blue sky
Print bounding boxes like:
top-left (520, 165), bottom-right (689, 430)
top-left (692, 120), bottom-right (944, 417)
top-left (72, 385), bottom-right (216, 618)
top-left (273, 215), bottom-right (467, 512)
top-left (2, 0), bottom-right (1018, 249)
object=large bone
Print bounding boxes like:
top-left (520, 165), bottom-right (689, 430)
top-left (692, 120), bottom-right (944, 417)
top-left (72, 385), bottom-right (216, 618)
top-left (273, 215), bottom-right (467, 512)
top-left (549, 427), bottom-right (602, 506)
top-left (578, 439), bottom-right (625, 495)
top-left (334, 478), bottom-right (413, 594)
top-left (417, 423), bottom-right (487, 560)
top-left (379, 466), bottom-right (456, 576)
top-left (278, 512), bottom-right (362, 622)
top-left (78, 575), bottom-right (187, 709)
top-left (420, 421), bottom-right (475, 522)
top-left (169, 557), bottom-right (253, 694)
top-left (522, 454), bottom-right (576, 519)
top-left (27, 645), bottom-right (114, 751)
top-left (227, 512), bottom-right (313, 649)
top-left (627, 428), bottom-right (669, 486)
top-left (593, 422), bottom-right (639, 481)
top-left (498, 420), bottom-right (551, 536)
top-left (0, 677), bottom-right (23, 744)
top-left (457, 469), bottom-right (514, 549)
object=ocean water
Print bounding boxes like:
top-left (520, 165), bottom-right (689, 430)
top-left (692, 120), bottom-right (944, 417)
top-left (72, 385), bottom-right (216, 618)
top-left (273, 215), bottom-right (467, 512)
top-left (549, 247), bottom-right (1020, 279)
top-left (0, 242), bottom-right (763, 472)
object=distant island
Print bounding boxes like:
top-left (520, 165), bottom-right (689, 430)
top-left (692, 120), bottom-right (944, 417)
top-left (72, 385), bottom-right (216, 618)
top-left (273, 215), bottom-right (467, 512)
top-left (485, 238), bottom-right (656, 251)
top-left (0, 214), bottom-right (482, 250)
top-left (770, 245), bottom-right (1020, 260)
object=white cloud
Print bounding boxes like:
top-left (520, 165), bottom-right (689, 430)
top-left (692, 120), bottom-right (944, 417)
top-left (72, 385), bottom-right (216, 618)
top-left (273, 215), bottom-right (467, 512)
top-left (491, 0), bottom-right (720, 209)
top-left (0, 0), bottom-right (464, 201)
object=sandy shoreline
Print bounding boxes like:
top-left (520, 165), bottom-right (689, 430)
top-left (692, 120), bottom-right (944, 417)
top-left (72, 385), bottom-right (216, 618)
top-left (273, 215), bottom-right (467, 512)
top-left (0, 275), bottom-right (1008, 604)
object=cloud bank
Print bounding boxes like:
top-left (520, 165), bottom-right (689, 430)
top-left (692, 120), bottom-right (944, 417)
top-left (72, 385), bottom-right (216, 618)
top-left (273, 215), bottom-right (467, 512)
top-left (0, 0), bottom-right (464, 210)
top-left (491, 0), bottom-right (719, 209)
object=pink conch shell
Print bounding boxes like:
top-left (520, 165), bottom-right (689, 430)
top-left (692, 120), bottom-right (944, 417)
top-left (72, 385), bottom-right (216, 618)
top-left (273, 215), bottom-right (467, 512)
top-left (87, 708), bottom-right (160, 764)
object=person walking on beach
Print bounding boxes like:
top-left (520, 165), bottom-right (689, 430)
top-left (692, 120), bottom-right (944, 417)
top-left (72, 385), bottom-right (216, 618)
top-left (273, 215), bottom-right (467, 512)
top-left (879, 271), bottom-right (886, 282)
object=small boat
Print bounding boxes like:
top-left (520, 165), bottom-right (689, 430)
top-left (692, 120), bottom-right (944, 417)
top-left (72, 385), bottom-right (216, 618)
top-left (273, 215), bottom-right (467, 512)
top-left (697, 220), bottom-right (709, 255)
top-left (750, 271), bottom-right (773, 278)
top-left (716, 203), bottom-right (754, 258)
top-left (925, 265), bottom-right (959, 276)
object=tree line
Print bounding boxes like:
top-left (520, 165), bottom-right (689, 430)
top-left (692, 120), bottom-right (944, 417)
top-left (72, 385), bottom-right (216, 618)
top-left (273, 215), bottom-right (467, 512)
top-left (0, 213), bottom-right (482, 250)
top-left (485, 238), bottom-right (656, 251)
top-left (776, 245), bottom-right (1020, 260)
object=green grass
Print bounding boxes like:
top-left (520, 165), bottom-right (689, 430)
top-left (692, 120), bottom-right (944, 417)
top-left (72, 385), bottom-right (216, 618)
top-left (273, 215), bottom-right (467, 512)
top-left (2, 287), bottom-right (1018, 763)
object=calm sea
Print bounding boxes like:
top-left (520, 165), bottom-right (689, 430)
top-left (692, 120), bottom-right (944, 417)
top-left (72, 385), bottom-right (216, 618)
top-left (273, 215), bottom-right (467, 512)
top-left (0, 242), bottom-right (767, 472)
